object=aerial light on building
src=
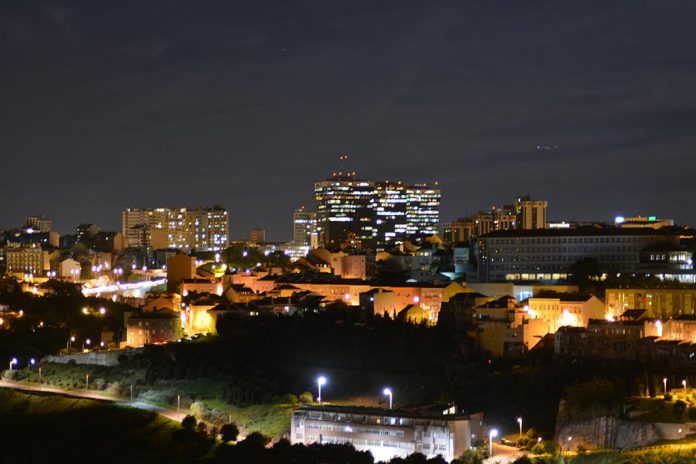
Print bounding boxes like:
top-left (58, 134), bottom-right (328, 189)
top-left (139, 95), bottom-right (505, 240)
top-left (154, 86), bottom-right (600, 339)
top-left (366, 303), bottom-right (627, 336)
top-left (489, 428), bottom-right (498, 456)
top-left (317, 376), bottom-right (327, 403)
top-left (383, 387), bottom-right (393, 409)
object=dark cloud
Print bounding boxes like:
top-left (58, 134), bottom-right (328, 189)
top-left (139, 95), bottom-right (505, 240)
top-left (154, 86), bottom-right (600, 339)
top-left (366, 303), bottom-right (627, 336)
top-left (1, 0), bottom-right (695, 240)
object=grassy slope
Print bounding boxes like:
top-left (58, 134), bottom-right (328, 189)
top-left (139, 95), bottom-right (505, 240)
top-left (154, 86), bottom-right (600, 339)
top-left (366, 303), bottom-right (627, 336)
top-left (0, 388), bottom-right (183, 462)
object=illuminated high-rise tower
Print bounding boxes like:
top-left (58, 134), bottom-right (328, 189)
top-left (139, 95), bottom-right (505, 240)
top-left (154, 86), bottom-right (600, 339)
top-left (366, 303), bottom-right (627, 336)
top-left (314, 155), bottom-right (378, 247)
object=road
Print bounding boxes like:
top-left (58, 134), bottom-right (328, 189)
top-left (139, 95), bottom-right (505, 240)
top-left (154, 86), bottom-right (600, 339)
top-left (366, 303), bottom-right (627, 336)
top-left (0, 379), bottom-right (183, 423)
top-left (483, 442), bottom-right (524, 464)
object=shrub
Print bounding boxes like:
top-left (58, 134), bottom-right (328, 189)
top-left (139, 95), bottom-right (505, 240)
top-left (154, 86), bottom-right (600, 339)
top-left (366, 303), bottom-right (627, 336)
top-left (181, 415), bottom-right (197, 429)
top-left (576, 444), bottom-right (587, 455)
top-left (531, 444), bottom-right (545, 455)
top-left (280, 393), bottom-right (298, 404)
top-left (513, 457), bottom-right (532, 464)
top-left (220, 423), bottom-right (240, 443)
top-left (543, 441), bottom-right (558, 454)
top-left (299, 391), bottom-right (313, 404)
top-left (664, 393), bottom-right (673, 401)
top-left (190, 400), bottom-right (207, 420)
top-left (674, 400), bottom-right (687, 417)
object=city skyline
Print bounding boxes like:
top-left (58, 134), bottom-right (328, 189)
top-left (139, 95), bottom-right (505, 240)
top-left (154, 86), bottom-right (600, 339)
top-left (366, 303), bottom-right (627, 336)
top-left (2, 0), bottom-right (696, 238)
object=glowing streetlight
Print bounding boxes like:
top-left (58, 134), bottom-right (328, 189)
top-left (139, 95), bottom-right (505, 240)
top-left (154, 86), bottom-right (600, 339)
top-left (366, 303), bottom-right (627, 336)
top-left (683, 379), bottom-right (687, 391)
top-left (82, 307), bottom-right (89, 315)
top-left (9, 357), bottom-right (18, 370)
top-left (383, 387), bottom-right (393, 409)
top-left (99, 307), bottom-right (106, 315)
top-left (489, 428), bottom-right (498, 457)
top-left (30, 358), bottom-right (36, 366)
top-left (663, 377), bottom-right (668, 395)
top-left (317, 376), bottom-right (327, 403)
top-left (517, 417), bottom-right (523, 439)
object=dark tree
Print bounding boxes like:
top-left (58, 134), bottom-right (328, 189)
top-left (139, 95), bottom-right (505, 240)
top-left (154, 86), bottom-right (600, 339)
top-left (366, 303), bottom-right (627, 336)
top-left (220, 422), bottom-right (240, 443)
top-left (181, 414), bottom-right (197, 429)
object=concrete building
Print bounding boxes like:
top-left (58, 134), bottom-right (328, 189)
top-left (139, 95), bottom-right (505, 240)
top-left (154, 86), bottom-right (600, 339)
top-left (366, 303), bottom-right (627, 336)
top-left (526, 295), bottom-right (606, 333)
top-left (126, 309), bottom-right (182, 347)
top-left (314, 157), bottom-right (440, 250)
top-left (58, 258), bottom-right (81, 281)
top-left (477, 227), bottom-right (682, 283)
top-left (24, 214), bottom-right (52, 233)
top-left (515, 196), bottom-right (547, 230)
top-left (615, 215), bottom-right (674, 229)
top-left (605, 287), bottom-right (696, 319)
top-left (291, 405), bottom-right (484, 463)
top-left (248, 228), bottom-right (266, 243)
top-left (293, 207), bottom-right (319, 249)
top-left (4, 244), bottom-right (49, 276)
top-left (166, 253), bottom-right (197, 293)
top-left (122, 207), bottom-right (228, 251)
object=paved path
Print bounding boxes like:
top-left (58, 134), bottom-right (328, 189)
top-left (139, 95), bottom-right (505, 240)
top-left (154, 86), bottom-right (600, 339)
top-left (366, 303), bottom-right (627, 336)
top-left (483, 442), bottom-right (524, 464)
top-left (0, 379), bottom-right (184, 422)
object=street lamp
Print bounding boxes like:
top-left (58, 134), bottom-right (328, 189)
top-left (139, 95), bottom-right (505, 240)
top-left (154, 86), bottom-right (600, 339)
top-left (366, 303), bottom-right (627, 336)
top-left (317, 376), bottom-right (327, 403)
top-left (9, 357), bottom-right (18, 370)
top-left (86, 374), bottom-right (90, 390)
top-left (489, 428), bottom-right (498, 457)
top-left (663, 377), bottom-right (668, 395)
top-left (30, 358), bottom-right (36, 366)
top-left (683, 379), bottom-right (687, 392)
top-left (517, 417), bottom-right (523, 439)
top-left (383, 387), bottom-right (393, 409)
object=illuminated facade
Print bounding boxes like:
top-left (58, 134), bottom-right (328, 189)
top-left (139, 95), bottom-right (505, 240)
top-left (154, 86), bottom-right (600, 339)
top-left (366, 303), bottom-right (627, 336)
top-left (477, 227), bottom-right (681, 283)
top-left (314, 174), bottom-right (378, 247)
top-left (291, 405), bottom-right (484, 463)
top-left (293, 207), bottom-right (318, 248)
top-left (515, 196), bottom-right (547, 230)
top-left (122, 207), bottom-right (228, 251)
top-left (4, 244), bottom-right (49, 275)
top-left (374, 182), bottom-right (440, 248)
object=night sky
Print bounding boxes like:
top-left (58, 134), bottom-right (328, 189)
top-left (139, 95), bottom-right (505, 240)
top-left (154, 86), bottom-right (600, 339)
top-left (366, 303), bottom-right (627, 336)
top-left (2, 0), bottom-right (695, 240)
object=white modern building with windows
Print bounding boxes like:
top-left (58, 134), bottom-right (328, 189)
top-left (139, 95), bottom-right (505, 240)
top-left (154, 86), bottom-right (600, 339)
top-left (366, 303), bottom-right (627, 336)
top-left (291, 405), bottom-right (484, 462)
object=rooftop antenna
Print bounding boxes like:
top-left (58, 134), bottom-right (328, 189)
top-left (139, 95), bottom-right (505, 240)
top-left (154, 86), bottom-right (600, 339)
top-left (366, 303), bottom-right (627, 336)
top-left (337, 154), bottom-right (353, 178)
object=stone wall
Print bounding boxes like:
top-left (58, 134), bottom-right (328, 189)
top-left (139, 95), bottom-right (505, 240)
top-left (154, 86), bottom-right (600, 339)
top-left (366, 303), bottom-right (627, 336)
top-left (43, 348), bottom-right (143, 367)
top-left (557, 417), bottom-right (696, 450)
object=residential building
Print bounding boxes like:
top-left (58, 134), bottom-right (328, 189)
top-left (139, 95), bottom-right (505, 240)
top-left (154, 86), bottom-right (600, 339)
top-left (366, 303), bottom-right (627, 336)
top-left (4, 244), bottom-right (49, 275)
top-left (291, 405), bottom-right (484, 463)
top-left (515, 196), bottom-right (547, 230)
top-left (605, 287), bottom-right (696, 319)
top-left (166, 253), bottom-right (197, 293)
top-left (525, 295), bottom-right (606, 333)
top-left (249, 228), bottom-right (266, 243)
top-left (126, 309), bottom-right (182, 347)
top-left (122, 206), bottom-right (229, 251)
top-left (58, 258), bottom-right (81, 281)
top-left (477, 227), bottom-right (682, 283)
top-left (24, 215), bottom-right (52, 233)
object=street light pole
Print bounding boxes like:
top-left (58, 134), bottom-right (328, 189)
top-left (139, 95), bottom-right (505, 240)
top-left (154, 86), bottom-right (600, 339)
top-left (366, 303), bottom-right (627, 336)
top-left (517, 417), bottom-right (523, 439)
top-left (489, 429), bottom-right (498, 457)
top-left (383, 388), bottom-right (393, 409)
top-left (663, 377), bottom-right (668, 395)
top-left (317, 376), bottom-right (327, 403)
top-left (9, 358), bottom-right (17, 370)
top-left (177, 394), bottom-right (181, 420)
top-left (86, 374), bottom-right (89, 390)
